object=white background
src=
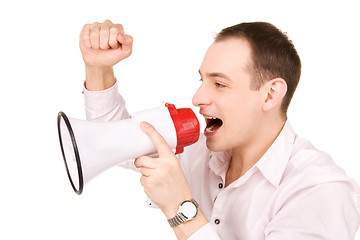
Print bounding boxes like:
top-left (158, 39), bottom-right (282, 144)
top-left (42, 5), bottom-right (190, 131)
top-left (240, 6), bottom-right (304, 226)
top-left (0, 0), bottom-right (359, 239)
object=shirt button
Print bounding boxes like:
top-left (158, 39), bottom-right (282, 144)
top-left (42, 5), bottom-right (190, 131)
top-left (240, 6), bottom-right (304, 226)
top-left (214, 219), bottom-right (220, 224)
top-left (218, 183), bottom-right (223, 189)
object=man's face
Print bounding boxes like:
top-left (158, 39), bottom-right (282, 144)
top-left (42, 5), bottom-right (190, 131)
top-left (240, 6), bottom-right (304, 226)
top-left (192, 38), bottom-right (265, 152)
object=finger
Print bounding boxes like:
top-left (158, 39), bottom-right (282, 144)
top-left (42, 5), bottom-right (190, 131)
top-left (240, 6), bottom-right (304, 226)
top-left (140, 121), bottom-right (174, 157)
top-left (139, 167), bottom-right (153, 177)
top-left (108, 24), bottom-right (124, 49)
top-left (80, 24), bottom-right (91, 48)
top-left (140, 175), bottom-right (148, 187)
top-left (134, 156), bottom-right (158, 169)
top-left (99, 21), bottom-right (111, 50)
top-left (89, 22), bottom-right (101, 49)
top-left (117, 32), bottom-right (133, 52)
top-left (124, 34), bottom-right (133, 48)
top-left (122, 34), bottom-right (133, 57)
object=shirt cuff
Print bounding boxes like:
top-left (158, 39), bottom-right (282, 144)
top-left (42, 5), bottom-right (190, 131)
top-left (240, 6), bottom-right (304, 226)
top-left (188, 223), bottom-right (221, 240)
top-left (83, 81), bottom-right (130, 121)
top-left (83, 81), bottom-right (121, 113)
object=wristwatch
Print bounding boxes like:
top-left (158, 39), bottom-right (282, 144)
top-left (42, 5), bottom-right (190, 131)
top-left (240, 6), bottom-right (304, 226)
top-left (167, 199), bottom-right (199, 228)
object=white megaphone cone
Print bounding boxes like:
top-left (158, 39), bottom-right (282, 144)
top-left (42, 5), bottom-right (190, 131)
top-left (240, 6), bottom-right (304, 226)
top-left (57, 103), bottom-right (200, 195)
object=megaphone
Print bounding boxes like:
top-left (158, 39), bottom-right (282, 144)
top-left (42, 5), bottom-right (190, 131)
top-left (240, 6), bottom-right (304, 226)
top-left (57, 103), bottom-right (200, 195)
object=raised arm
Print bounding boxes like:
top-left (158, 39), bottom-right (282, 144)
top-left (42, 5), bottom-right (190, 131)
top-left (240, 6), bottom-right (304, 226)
top-left (79, 20), bottom-right (133, 91)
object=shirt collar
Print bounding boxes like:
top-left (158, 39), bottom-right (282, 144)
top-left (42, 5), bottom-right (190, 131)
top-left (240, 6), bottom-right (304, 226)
top-left (208, 121), bottom-right (296, 187)
top-left (256, 120), bottom-right (296, 187)
top-left (209, 149), bottom-right (232, 181)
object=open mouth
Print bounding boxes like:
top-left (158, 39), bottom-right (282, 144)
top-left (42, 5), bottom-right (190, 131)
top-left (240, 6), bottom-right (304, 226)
top-left (204, 116), bottom-right (223, 133)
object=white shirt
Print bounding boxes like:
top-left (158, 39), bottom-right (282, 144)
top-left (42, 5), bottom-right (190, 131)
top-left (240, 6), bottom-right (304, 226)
top-left (84, 83), bottom-right (360, 240)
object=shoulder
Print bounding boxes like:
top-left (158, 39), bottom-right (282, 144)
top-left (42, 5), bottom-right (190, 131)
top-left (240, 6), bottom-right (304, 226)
top-left (284, 136), bottom-right (348, 185)
top-left (278, 135), bottom-right (360, 212)
top-left (269, 136), bottom-right (360, 237)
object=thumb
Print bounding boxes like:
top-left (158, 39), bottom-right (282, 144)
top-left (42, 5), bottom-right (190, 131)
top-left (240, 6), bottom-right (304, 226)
top-left (117, 34), bottom-right (133, 54)
top-left (140, 121), bottom-right (174, 157)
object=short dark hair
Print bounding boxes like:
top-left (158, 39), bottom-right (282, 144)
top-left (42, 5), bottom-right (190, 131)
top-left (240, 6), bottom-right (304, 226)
top-left (215, 22), bottom-right (301, 116)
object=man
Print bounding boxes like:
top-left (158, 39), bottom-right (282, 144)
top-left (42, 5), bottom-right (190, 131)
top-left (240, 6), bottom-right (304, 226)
top-left (80, 20), bottom-right (360, 239)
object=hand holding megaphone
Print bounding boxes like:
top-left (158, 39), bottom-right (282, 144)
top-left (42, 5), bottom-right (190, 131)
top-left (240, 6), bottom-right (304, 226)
top-left (58, 103), bottom-right (200, 195)
top-left (134, 121), bottom-right (195, 213)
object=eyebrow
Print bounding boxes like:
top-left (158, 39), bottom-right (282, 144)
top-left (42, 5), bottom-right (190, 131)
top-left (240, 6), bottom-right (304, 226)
top-left (198, 70), bottom-right (232, 82)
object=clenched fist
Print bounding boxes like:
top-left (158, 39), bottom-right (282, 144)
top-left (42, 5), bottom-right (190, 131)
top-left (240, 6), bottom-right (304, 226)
top-left (80, 20), bottom-right (133, 91)
top-left (80, 20), bottom-right (133, 67)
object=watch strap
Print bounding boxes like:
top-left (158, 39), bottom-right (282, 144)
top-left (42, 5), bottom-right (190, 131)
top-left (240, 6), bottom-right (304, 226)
top-left (167, 199), bottom-right (199, 228)
top-left (168, 212), bottom-right (187, 227)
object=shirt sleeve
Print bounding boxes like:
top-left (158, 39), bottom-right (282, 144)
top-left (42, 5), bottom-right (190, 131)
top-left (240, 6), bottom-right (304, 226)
top-left (83, 81), bottom-right (130, 121)
top-left (265, 181), bottom-right (360, 240)
top-left (187, 223), bottom-right (222, 240)
top-left (83, 81), bottom-right (136, 171)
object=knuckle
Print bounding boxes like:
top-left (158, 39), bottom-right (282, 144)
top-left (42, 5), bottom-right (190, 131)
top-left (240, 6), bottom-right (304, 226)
top-left (82, 34), bottom-right (90, 42)
top-left (100, 28), bottom-right (109, 37)
top-left (82, 23), bottom-right (91, 30)
top-left (114, 24), bottom-right (124, 33)
top-left (109, 27), bottom-right (121, 36)
top-left (90, 22), bottom-right (100, 30)
top-left (90, 31), bottom-right (99, 40)
top-left (99, 26), bottom-right (109, 35)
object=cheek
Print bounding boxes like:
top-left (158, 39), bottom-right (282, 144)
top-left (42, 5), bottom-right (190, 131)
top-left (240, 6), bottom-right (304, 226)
top-left (223, 96), bottom-right (262, 133)
top-left (227, 93), bottom-right (260, 117)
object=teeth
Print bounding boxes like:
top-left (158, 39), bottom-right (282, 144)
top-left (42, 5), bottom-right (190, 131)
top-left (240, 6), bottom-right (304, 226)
top-left (204, 116), bottom-right (217, 120)
top-left (206, 125), bottom-right (215, 132)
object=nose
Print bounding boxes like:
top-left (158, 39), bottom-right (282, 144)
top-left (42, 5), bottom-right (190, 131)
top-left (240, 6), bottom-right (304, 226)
top-left (192, 82), bottom-right (211, 107)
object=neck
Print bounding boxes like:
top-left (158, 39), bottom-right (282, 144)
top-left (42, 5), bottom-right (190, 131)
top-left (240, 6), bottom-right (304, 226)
top-left (225, 115), bottom-right (286, 187)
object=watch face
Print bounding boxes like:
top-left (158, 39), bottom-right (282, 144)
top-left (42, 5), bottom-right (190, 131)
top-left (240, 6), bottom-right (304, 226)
top-left (180, 201), bottom-right (198, 219)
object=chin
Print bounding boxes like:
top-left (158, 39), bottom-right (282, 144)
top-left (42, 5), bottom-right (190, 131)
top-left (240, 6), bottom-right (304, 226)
top-left (205, 138), bottom-right (227, 152)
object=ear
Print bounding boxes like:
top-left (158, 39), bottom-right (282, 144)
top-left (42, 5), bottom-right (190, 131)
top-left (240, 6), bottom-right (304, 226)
top-left (262, 78), bottom-right (287, 112)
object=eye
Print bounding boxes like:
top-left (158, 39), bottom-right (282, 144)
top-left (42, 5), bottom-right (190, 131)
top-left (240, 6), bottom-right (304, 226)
top-left (215, 82), bottom-right (226, 88)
